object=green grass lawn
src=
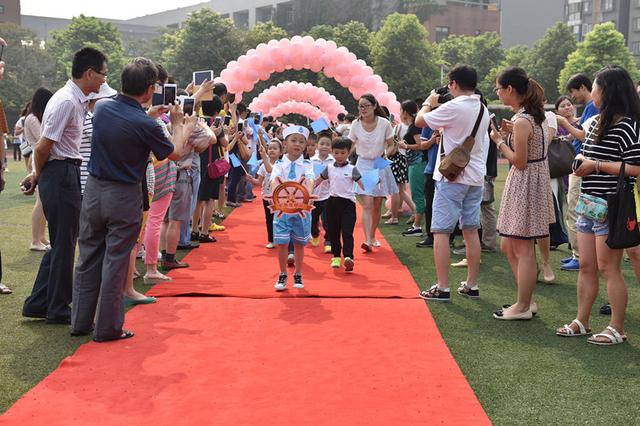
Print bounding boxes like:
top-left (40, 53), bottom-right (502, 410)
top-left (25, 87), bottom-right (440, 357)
top-left (1, 162), bottom-right (639, 424)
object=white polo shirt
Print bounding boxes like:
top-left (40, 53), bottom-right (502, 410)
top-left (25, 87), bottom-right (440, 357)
top-left (270, 155), bottom-right (314, 190)
top-left (311, 153), bottom-right (334, 201)
top-left (320, 162), bottom-right (362, 202)
top-left (423, 94), bottom-right (490, 186)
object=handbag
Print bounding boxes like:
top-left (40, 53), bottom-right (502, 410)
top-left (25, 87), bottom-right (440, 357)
top-left (606, 162), bottom-right (640, 249)
top-left (438, 103), bottom-right (484, 181)
top-left (207, 145), bottom-right (230, 179)
top-left (19, 140), bottom-right (32, 156)
top-left (576, 193), bottom-right (608, 223)
top-left (547, 137), bottom-right (575, 178)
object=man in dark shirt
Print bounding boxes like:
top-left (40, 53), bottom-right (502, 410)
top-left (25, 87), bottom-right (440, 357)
top-left (71, 57), bottom-right (197, 342)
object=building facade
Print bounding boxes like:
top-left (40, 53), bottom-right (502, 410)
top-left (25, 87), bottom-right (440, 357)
top-left (0, 0), bottom-right (20, 25)
top-left (499, 0), bottom-right (565, 47)
top-left (564, 0), bottom-right (640, 58)
top-left (420, 0), bottom-right (500, 43)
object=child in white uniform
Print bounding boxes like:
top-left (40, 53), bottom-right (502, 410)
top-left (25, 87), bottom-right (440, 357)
top-left (310, 131), bottom-right (334, 252)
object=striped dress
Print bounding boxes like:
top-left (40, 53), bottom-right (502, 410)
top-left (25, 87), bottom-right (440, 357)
top-left (79, 112), bottom-right (93, 195)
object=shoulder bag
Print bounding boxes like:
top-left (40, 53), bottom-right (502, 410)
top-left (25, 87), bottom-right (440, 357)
top-left (606, 162), bottom-right (640, 249)
top-left (208, 145), bottom-right (230, 179)
top-left (438, 103), bottom-right (484, 181)
top-left (547, 136), bottom-right (575, 178)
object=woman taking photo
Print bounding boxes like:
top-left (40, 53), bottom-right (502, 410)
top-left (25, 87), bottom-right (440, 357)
top-left (348, 93), bottom-right (398, 251)
top-left (556, 66), bottom-right (640, 345)
top-left (24, 88), bottom-right (53, 252)
top-left (490, 67), bottom-right (554, 320)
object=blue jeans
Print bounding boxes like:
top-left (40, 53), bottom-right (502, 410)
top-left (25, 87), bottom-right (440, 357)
top-left (179, 171), bottom-right (201, 244)
top-left (227, 164), bottom-right (244, 203)
top-left (431, 180), bottom-right (482, 234)
top-left (576, 215), bottom-right (609, 236)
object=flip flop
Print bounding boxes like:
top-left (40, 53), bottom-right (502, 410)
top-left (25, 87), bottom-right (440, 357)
top-left (0, 283), bottom-right (12, 294)
top-left (93, 330), bottom-right (135, 343)
top-left (124, 296), bottom-right (157, 306)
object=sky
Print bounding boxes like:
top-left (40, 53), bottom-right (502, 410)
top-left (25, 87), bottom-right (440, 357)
top-left (21, 0), bottom-right (209, 20)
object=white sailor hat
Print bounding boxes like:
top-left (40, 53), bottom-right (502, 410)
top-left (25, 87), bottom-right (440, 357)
top-left (283, 125), bottom-right (310, 140)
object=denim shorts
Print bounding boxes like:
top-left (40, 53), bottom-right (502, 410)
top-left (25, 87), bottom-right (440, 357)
top-left (273, 213), bottom-right (311, 245)
top-left (431, 180), bottom-right (483, 234)
top-left (575, 214), bottom-right (609, 236)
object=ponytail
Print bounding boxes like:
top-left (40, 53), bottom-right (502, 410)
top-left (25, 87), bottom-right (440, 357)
top-left (523, 78), bottom-right (545, 125)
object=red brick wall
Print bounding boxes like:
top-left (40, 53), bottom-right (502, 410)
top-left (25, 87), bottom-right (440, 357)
top-left (424, 3), bottom-right (500, 41)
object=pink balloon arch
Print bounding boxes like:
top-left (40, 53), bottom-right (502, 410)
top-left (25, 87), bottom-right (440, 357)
top-left (217, 35), bottom-right (401, 116)
top-left (268, 100), bottom-right (328, 122)
top-left (249, 81), bottom-right (347, 122)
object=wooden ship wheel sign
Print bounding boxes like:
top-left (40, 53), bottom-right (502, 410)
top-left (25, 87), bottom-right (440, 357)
top-left (266, 177), bottom-right (317, 218)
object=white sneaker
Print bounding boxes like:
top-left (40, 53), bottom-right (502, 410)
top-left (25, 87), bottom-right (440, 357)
top-left (293, 274), bottom-right (304, 289)
top-left (136, 248), bottom-right (145, 259)
top-left (265, 242), bottom-right (275, 249)
top-left (372, 240), bottom-right (382, 247)
top-left (275, 273), bottom-right (287, 291)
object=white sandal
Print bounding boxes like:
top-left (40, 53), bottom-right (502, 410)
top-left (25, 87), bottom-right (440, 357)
top-left (587, 326), bottom-right (627, 346)
top-left (556, 319), bottom-right (591, 337)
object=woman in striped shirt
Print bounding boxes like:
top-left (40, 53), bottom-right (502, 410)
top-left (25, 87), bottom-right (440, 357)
top-left (556, 66), bottom-right (640, 345)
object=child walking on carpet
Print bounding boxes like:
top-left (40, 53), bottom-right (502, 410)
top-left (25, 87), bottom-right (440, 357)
top-left (310, 131), bottom-right (334, 252)
top-left (270, 126), bottom-right (315, 291)
top-left (247, 140), bottom-right (283, 249)
top-left (316, 137), bottom-right (363, 272)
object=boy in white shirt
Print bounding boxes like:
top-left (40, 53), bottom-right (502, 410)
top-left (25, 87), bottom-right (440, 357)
top-left (316, 137), bottom-right (364, 272)
top-left (310, 131), bottom-right (334, 252)
top-left (270, 126), bottom-right (315, 290)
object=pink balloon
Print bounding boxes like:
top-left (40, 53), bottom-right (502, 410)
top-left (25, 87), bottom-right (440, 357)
top-left (375, 82), bottom-right (389, 93)
top-left (346, 52), bottom-right (357, 63)
top-left (334, 63), bottom-right (348, 77)
top-left (350, 75), bottom-right (364, 88)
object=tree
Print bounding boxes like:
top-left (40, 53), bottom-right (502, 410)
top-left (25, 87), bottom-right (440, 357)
top-left (370, 13), bottom-right (440, 101)
top-left (305, 24), bottom-right (335, 41)
top-left (333, 21), bottom-right (372, 63)
top-left (524, 23), bottom-right (576, 102)
top-left (480, 45), bottom-right (530, 100)
top-left (466, 32), bottom-right (504, 87)
top-left (437, 34), bottom-right (473, 68)
top-left (47, 15), bottom-right (126, 90)
top-left (243, 21), bottom-right (288, 52)
top-left (558, 22), bottom-right (640, 94)
top-left (163, 8), bottom-right (244, 86)
top-left (0, 23), bottom-right (54, 129)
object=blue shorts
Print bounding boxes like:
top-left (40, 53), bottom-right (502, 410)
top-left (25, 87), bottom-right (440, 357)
top-left (576, 215), bottom-right (609, 236)
top-left (431, 180), bottom-right (482, 234)
top-left (273, 213), bottom-right (311, 245)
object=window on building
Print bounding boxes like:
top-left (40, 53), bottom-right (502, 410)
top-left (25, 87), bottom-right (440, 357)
top-left (0, 5), bottom-right (5, 14)
top-left (635, 17), bottom-right (640, 31)
top-left (632, 41), bottom-right (640, 54)
top-left (583, 1), bottom-right (591, 13)
top-left (636, 0), bottom-right (640, 7)
top-left (601, 0), bottom-right (613, 11)
top-left (436, 26), bottom-right (450, 42)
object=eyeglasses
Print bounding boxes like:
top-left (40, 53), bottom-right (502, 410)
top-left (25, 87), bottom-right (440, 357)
top-left (358, 103), bottom-right (373, 110)
top-left (494, 86), bottom-right (504, 94)
top-left (91, 68), bottom-right (108, 78)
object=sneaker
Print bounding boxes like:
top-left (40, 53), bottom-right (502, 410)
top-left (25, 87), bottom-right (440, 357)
top-left (418, 284), bottom-right (451, 302)
top-left (372, 240), bottom-right (382, 247)
top-left (311, 237), bottom-right (321, 247)
top-left (457, 281), bottom-right (480, 300)
top-left (416, 237), bottom-right (434, 248)
top-left (560, 258), bottom-right (580, 271)
top-left (344, 257), bottom-right (354, 272)
top-left (480, 244), bottom-right (496, 253)
top-left (265, 242), bottom-right (275, 249)
top-left (275, 273), bottom-right (288, 291)
top-left (406, 215), bottom-right (415, 225)
top-left (177, 243), bottom-right (200, 250)
top-left (560, 256), bottom-right (575, 265)
top-left (136, 247), bottom-right (145, 259)
top-left (331, 257), bottom-right (341, 268)
top-left (384, 218), bottom-right (399, 225)
top-left (402, 227), bottom-right (423, 237)
top-left (190, 232), bottom-right (199, 242)
top-left (599, 303), bottom-right (611, 315)
top-left (198, 234), bottom-right (217, 243)
top-left (209, 223), bottom-right (226, 232)
top-left (293, 274), bottom-right (304, 289)
top-left (452, 247), bottom-right (466, 256)
top-left (323, 244), bottom-right (332, 254)
top-left (287, 253), bottom-right (295, 267)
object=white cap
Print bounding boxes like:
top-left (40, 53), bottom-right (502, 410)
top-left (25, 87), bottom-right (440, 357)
top-left (89, 83), bottom-right (117, 100)
top-left (283, 125), bottom-right (310, 140)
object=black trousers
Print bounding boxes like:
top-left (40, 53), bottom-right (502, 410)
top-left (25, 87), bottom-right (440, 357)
top-left (311, 199), bottom-right (329, 242)
top-left (326, 196), bottom-right (356, 259)
top-left (13, 144), bottom-right (21, 161)
top-left (23, 160), bottom-right (81, 320)
top-left (424, 173), bottom-right (435, 237)
top-left (262, 199), bottom-right (274, 243)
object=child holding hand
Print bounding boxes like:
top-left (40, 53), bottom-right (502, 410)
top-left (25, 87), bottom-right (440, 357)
top-left (315, 137), bottom-right (363, 272)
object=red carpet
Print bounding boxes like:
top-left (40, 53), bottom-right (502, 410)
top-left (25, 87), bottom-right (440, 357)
top-left (1, 297), bottom-right (489, 425)
top-left (148, 201), bottom-right (419, 299)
